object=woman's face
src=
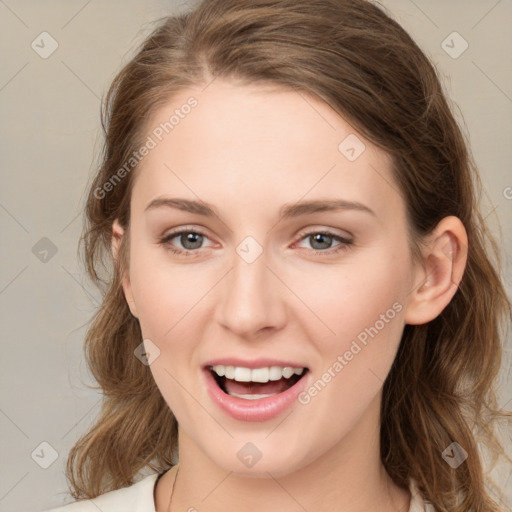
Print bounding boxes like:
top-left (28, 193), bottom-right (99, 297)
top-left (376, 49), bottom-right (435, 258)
top-left (118, 79), bottom-right (422, 477)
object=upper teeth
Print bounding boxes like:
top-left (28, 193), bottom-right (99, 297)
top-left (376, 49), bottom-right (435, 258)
top-left (211, 365), bottom-right (304, 383)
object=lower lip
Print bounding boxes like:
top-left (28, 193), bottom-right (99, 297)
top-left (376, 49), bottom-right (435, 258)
top-left (203, 368), bottom-right (309, 422)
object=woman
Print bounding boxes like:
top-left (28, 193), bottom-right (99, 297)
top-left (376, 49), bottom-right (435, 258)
top-left (45, 0), bottom-right (512, 510)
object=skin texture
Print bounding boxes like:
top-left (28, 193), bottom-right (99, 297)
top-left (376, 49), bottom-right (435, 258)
top-left (112, 79), bottom-right (468, 512)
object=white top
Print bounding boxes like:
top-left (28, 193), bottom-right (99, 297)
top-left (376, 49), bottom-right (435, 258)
top-left (44, 473), bottom-right (435, 511)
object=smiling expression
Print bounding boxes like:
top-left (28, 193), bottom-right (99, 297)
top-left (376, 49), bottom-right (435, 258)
top-left (116, 78), bottom-right (420, 477)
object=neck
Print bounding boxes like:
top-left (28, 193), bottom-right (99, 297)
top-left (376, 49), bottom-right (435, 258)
top-left (155, 392), bottom-right (410, 512)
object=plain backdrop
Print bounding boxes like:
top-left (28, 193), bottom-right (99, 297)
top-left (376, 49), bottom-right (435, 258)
top-left (0, 1), bottom-right (511, 511)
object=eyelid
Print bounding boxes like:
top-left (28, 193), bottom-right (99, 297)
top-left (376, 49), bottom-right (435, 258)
top-left (160, 226), bottom-right (216, 249)
top-left (294, 225), bottom-right (353, 240)
top-left (160, 225), bottom-right (353, 256)
top-left (292, 228), bottom-right (353, 253)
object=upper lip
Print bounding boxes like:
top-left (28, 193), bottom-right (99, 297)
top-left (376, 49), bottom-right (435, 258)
top-left (203, 358), bottom-right (308, 369)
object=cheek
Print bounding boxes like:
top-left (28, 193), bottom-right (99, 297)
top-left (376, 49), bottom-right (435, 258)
top-left (129, 230), bottom-right (409, 356)
top-left (128, 247), bottom-right (211, 412)
top-left (128, 244), bottom-right (218, 341)
top-left (289, 247), bottom-right (407, 353)
top-left (294, 254), bottom-right (406, 433)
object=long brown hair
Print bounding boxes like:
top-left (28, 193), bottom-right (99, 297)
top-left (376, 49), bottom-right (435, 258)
top-left (68, 1), bottom-right (512, 510)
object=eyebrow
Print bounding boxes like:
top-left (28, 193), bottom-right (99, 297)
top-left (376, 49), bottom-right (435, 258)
top-left (144, 197), bottom-right (376, 219)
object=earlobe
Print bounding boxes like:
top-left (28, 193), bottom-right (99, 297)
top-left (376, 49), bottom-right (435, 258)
top-left (404, 216), bottom-right (468, 325)
top-left (111, 219), bottom-right (138, 319)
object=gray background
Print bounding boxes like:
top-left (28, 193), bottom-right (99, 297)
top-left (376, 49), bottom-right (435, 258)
top-left (0, 1), bottom-right (511, 511)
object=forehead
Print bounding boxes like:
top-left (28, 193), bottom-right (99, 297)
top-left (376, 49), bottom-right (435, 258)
top-left (131, 79), bottom-right (403, 226)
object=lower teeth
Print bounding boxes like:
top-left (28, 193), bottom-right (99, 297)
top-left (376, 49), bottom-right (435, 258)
top-left (212, 370), bottom-right (307, 399)
top-left (228, 392), bottom-right (277, 400)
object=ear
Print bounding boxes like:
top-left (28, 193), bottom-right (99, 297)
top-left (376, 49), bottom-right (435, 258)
top-left (404, 216), bottom-right (468, 325)
top-left (112, 219), bottom-right (138, 318)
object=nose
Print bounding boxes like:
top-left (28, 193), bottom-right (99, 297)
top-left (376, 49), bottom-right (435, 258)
top-left (214, 247), bottom-right (287, 339)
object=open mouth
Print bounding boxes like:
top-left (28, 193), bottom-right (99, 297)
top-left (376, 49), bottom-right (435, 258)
top-left (208, 365), bottom-right (309, 400)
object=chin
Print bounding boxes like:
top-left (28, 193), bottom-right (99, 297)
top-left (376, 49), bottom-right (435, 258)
top-left (204, 440), bottom-right (315, 479)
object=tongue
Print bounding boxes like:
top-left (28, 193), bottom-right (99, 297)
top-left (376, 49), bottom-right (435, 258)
top-left (224, 377), bottom-right (292, 396)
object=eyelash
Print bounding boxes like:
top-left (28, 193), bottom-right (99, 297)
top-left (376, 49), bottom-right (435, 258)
top-left (159, 227), bottom-right (353, 257)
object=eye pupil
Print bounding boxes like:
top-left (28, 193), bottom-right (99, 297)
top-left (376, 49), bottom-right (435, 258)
top-left (310, 233), bottom-right (332, 250)
top-left (181, 232), bottom-right (203, 249)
